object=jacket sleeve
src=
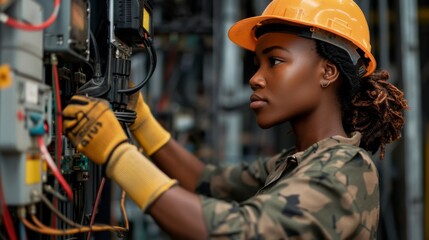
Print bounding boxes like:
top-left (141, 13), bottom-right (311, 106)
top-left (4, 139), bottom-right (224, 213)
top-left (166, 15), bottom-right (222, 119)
top-left (195, 153), bottom-right (281, 202)
top-left (199, 152), bottom-right (379, 239)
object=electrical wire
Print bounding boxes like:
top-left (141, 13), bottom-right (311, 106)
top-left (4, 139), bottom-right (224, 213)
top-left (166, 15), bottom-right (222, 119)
top-left (86, 177), bottom-right (105, 240)
top-left (120, 191), bottom-right (129, 230)
top-left (43, 185), bottom-right (68, 202)
top-left (30, 214), bottom-right (48, 229)
top-left (37, 136), bottom-right (73, 200)
top-left (20, 214), bottom-right (127, 236)
top-left (51, 190), bottom-right (58, 240)
top-left (0, 176), bottom-right (17, 240)
top-left (118, 37), bottom-right (157, 94)
top-left (40, 190), bottom-right (126, 239)
top-left (89, 31), bottom-right (102, 78)
top-left (114, 110), bottom-right (137, 124)
top-left (52, 55), bottom-right (63, 169)
top-left (0, 0), bottom-right (60, 31)
top-left (39, 194), bottom-right (83, 228)
top-left (51, 54), bottom-right (63, 234)
top-left (19, 221), bottom-right (26, 240)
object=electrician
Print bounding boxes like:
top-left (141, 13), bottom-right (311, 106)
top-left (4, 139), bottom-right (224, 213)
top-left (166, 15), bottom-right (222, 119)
top-left (63, 0), bottom-right (408, 238)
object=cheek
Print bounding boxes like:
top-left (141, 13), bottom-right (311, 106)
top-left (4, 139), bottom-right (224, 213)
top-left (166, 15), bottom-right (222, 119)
top-left (271, 65), bottom-right (321, 114)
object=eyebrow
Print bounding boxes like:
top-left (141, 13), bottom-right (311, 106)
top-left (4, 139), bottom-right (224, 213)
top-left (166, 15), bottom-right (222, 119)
top-left (261, 46), bottom-right (290, 55)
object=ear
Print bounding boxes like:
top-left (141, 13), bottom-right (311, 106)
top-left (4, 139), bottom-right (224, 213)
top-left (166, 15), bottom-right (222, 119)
top-left (323, 60), bottom-right (340, 81)
top-left (320, 60), bottom-right (340, 88)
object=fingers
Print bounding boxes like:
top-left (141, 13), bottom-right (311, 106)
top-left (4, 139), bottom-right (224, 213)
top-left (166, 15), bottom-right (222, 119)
top-left (63, 95), bottom-right (107, 117)
top-left (63, 111), bottom-right (89, 137)
top-left (62, 95), bottom-right (109, 140)
top-left (68, 97), bottom-right (90, 106)
top-left (67, 95), bottom-right (108, 106)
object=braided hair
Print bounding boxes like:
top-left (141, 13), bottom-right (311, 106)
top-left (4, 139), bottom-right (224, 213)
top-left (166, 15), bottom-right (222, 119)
top-left (315, 41), bottom-right (408, 159)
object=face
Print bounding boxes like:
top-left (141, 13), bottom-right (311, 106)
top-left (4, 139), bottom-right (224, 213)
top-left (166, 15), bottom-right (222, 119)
top-left (249, 33), bottom-right (326, 128)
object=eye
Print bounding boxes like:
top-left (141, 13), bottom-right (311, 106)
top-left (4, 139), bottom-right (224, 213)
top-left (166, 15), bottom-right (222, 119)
top-left (269, 57), bottom-right (282, 66)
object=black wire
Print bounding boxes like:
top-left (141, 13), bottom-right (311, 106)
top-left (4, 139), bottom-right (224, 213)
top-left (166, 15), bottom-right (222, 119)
top-left (117, 37), bottom-right (157, 94)
top-left (80, 184), bottom-right (86, 225)
top-left (90, 31), bottom-right (100, 65)
top-left (90, 30), bottom-right (102, 77)
top-left (114, 110), bottom-right (137, 124)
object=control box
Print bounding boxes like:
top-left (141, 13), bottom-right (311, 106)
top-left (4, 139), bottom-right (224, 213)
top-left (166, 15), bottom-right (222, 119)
top-left (0, 0), bottom-right (51, 205)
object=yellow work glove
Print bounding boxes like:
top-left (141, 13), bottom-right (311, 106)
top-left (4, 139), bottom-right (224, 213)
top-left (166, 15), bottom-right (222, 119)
top-left (128, 91), bottom-right (171, 155)
top-left (106, 143), bottom-right (177, 210)
top-left (63, 95), bottom-right (177, 210)
top-left (63, 95), bottom-right (128, 164)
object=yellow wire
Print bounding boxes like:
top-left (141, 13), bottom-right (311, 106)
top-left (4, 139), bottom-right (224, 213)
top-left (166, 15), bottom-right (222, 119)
top-left (19, 215), bottom-right (128, 236)
top-left (23, 189), bottom-right (130, 236)
top-left (31, 214), bottom-right (48, 228)
top-left (39, 193), bottom-right (83, 228)
top-left (121, 190), bottom-right (129, 230)
top-left (41, 189), bottom-right (130, 235)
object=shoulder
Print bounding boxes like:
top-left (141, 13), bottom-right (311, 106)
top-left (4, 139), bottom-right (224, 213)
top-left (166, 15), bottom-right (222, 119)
top-left (293, 143), bottom-right (379, 204)
top-left (297, 143), bottom-right (375, 175)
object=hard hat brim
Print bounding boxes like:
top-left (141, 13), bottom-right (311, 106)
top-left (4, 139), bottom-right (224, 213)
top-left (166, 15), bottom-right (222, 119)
top-left (228, 15), bottom-right (376, 76)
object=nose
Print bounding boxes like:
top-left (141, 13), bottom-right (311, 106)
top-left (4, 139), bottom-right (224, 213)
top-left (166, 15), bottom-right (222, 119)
top-left (249, 70), bottom-right (266, 90)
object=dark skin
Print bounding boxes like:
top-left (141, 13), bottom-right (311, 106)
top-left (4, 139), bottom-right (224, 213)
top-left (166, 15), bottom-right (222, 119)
top-left (148, 33), bottom-right (347, 239)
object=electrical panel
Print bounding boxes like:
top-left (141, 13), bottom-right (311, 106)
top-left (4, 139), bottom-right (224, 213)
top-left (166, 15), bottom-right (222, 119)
top-left (0, 0), bottom-right (154, 239)
top-left (42, 0), bottom-right (90, 61)
top-left (0, 0), bottom-right (49, 206)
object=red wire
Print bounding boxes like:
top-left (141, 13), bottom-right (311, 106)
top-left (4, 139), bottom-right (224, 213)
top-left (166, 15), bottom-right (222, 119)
top-left (4, 0), bottom-right (60, 31)
top-left (86, 177), bottom-right (106, 240)
top-left (52, 62), bottom-right (62, 171)
top-left (52, 61), bottom-right (62, 236)
top-left (37, 136), bottom-right (73, 200)
top-left (0, 176), bottom-right (17, 240)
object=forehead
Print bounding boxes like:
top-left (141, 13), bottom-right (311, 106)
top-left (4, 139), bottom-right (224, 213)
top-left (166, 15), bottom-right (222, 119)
top-left (254, 32), bottom-right (316, 54)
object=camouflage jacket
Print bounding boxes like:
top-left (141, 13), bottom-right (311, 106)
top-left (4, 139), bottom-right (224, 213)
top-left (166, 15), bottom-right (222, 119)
top-left (196, 132), bottom-right (379, 239)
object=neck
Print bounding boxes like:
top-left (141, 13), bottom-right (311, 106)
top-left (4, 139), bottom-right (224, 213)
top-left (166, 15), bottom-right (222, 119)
top-left (290, 102), bottom-right (346, 152)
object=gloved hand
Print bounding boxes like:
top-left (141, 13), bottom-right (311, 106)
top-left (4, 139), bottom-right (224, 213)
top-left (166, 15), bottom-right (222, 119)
top-left (63, 95), bottom-right (177, 210)
top-left (127, 91), bottom-right (171, 155)
top-left (63, 95), bottom-right (128, 164)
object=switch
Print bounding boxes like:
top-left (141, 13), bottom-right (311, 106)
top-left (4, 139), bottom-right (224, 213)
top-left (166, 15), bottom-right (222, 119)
top-left (28, 112), bottom-right (45, 136)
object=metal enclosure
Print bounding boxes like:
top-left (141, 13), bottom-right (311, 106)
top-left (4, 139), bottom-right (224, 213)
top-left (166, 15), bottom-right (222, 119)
top-left (0, 0), bottom-right (51, 205)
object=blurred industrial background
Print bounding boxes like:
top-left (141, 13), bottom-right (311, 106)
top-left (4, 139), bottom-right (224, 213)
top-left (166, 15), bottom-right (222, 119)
top-left (0, 0), bottom-right (428, 239)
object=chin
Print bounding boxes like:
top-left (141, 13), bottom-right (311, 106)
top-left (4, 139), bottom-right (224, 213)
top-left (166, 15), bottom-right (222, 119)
top-left (256, 115), bottom-right (287, 129)
top-left (256, 119), bottom-right (275, 129)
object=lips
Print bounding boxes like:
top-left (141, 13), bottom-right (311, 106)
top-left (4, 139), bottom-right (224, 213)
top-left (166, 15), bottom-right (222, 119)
top-left (250, 94), bottom-right (267, 109)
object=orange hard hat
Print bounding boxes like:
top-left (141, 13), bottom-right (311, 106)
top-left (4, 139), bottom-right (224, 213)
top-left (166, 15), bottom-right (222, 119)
top-left (228, 0), bottom-right (376, 76)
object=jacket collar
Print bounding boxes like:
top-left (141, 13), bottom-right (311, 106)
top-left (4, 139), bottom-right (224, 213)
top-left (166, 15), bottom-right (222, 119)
top-left (287, 132), bottom-right (362, 165)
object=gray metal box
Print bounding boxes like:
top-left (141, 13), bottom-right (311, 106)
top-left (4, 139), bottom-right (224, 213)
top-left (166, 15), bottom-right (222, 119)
top-left (0, 0), bottom-right (50, 205)
top-left (41, 0), bottom-right (90, 61)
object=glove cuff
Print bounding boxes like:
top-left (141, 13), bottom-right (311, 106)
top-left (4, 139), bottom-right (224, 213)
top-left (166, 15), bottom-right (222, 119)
top-left (130, 112), bottom-right (171, 156)
top-left (106, 144), bottom-right (178, 211)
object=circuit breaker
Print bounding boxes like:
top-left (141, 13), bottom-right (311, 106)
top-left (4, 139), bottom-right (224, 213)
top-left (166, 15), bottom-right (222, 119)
top-left (0, 0), bottom-right (51, 205)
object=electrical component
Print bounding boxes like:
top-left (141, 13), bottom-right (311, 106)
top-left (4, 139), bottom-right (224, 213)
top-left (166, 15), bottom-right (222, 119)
top-left (37, 136), bottom-right (73, 200)
top-left (1, 0), bottom-right (148, 239)
top-left (73, 155), bottom-right (89, 181)
top-left (0, 64), bottom-right (12, 89)
top-left (41, 0), bottom-right (90, 61)
top-left (0, 0), bottom-right (52, 205)
top-left (0, 0), bottom-right (59, 31)
top-left (114, 0), bottom-right (153, 48)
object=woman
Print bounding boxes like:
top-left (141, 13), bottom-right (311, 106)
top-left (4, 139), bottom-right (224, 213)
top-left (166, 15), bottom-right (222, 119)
top-left (63, 0), bottom-right (408, 239)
